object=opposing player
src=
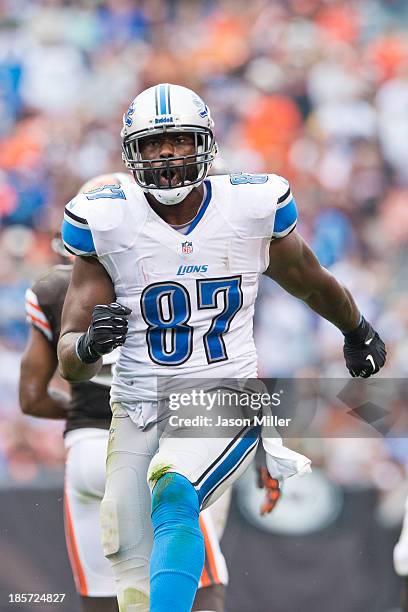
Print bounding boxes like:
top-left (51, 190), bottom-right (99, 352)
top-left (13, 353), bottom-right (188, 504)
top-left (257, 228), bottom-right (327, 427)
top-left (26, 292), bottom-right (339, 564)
top-left (20, 231), bottom-right (119, 611)
top-left (21, 172), bottom-right (232, 612)
top-left (394, 497), bottom-right (408, 611)
top-left (58, 84), bottom-right (386, 612)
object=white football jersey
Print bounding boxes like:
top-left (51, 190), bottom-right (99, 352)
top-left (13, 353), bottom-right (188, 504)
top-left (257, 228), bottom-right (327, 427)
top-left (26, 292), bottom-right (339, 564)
top-left (62, 173), bottom-right (297, 403)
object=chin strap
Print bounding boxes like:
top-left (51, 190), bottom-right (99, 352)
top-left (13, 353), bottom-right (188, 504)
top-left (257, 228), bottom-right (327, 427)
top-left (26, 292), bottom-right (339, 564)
top-left (150, 183), bottom-right (197, 206)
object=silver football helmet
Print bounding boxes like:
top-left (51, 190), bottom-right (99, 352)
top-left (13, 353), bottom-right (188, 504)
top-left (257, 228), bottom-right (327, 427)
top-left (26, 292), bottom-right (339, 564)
top-left (121, 83), bottom-right (217, 205)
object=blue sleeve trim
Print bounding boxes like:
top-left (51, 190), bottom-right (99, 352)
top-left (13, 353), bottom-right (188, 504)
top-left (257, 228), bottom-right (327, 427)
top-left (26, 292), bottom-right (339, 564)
top-left (273, 198), bottom-right (298, 235)
top-left (61, 218), bottom-right (96, 255)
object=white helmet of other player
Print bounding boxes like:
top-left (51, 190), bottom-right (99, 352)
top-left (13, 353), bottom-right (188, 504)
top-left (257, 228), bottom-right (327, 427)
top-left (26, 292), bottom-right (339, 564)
top-left (79, 172), bottom-right (133, 193)
top-left (121, 83), bottom-right (217, 205)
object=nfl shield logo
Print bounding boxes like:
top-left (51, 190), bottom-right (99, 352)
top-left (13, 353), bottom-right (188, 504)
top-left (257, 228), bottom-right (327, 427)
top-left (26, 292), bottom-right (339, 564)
top-left (181, 241), bottom-right (193, 254)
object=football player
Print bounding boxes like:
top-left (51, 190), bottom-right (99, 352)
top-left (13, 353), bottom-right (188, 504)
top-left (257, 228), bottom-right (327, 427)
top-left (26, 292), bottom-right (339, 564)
top-left (20, 172), bottom-right (232, 612)
top-left (58, 84), bottom-right (386, 612)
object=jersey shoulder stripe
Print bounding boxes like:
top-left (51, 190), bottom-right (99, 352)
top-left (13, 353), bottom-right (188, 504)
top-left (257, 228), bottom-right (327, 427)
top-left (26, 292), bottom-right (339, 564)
top-left (277, 186), bottom-right (291, 204)
top-left (64, 205), bottom-right (88, 227)
top-left (276, 187), bottom-right (293, 208)
top-left (62, 195), bottom-right (97, 256)
top-left (273, 197), bottom-right (298, 238)
top-left (25, 288), bottom-right (53, 341)
top-left (62, 214), bottom-right (96, 256)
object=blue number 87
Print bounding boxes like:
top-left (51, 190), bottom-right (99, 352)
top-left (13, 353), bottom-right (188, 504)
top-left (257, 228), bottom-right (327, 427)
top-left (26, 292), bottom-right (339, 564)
top-left (141, 277), bottom-right (242, 365)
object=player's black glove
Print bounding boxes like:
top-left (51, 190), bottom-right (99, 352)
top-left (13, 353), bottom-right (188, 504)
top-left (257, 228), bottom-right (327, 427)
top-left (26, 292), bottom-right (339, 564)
top-left (343, 316), bottom-right (386, 378)
top-left (76, 302), bottom-right (132, 364)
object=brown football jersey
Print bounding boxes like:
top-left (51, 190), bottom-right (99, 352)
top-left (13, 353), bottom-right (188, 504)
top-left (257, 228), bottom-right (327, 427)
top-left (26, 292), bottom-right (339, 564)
top-left (25, 265), bottom-right (111, 433)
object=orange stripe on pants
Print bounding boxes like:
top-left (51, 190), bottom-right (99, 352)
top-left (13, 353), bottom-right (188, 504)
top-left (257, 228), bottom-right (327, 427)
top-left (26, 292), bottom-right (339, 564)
top-left (199, 514), bottom-right (220, 587)
top-left (64, 486), bottom-right (88, 596)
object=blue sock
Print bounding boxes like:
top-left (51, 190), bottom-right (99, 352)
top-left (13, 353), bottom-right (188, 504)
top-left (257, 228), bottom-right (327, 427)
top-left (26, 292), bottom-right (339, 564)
top-left (150, 473), bottom-right (204, 612)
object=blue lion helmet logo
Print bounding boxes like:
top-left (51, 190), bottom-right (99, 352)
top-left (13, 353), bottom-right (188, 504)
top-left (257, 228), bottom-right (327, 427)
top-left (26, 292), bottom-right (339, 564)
top-left (192, 95), bottom-right (208, 119)
top-left (125, 103), bottom-right (135, 127)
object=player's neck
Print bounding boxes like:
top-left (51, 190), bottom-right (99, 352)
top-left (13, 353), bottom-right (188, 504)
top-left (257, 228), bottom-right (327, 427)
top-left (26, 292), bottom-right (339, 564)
top-left (146, 184), bottom-right (204, 226)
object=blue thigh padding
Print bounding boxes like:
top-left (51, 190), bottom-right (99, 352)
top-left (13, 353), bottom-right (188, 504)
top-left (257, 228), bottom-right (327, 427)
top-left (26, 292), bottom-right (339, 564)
top-left (150, 473), bottom-right (204, 612)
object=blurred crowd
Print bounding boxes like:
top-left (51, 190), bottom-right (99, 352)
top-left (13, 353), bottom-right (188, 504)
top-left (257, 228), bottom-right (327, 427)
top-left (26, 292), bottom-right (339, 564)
top-left (0, 0), bottom-right (407, 502)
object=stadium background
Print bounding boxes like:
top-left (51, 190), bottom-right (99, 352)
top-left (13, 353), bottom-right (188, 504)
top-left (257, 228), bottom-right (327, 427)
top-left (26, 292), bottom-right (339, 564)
top-left (0, 0), bottom-right (407, 610)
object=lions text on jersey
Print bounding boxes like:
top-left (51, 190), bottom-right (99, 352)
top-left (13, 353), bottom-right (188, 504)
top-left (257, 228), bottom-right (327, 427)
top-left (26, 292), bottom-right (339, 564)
top-left (61, 173), bottom-right (297, 404)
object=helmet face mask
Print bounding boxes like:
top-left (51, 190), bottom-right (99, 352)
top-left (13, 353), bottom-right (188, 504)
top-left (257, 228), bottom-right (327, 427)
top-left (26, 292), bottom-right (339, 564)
top-left (123, 126), bottom-right (215, 190)
top-left (121, 84), bottom-right (217, 204)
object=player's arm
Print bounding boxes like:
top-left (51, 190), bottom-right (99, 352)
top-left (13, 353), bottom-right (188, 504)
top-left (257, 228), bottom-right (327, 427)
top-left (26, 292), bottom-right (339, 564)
top-left (20, 327), bottom-right (70, 419)
top-left (58, 256), bottom-right (130, 382)
top-left (266, 230), bottom-right (359, 330)
top-left (264, 230), bottom-right (386, 376)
